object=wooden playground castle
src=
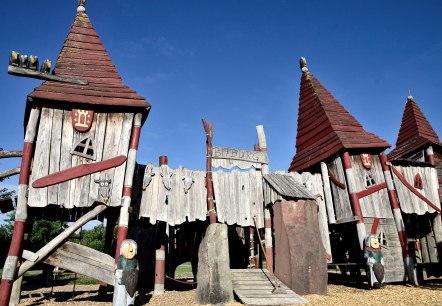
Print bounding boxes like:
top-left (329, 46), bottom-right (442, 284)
top-left (1, 1), bottom-right (441, 306)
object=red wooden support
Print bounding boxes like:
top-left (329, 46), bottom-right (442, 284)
top-left (342, 152), bottom-right (366, 249)
top-left (154, 156), bottom-right (168, 295)
top-left (0, 107), bottom-right (40, 306)
top-left (426, 146), bottom-right (436, 166)
top-left (380, 153), bottom-right (418, 285)
top-left (202, 119), bottom-right (217, 224)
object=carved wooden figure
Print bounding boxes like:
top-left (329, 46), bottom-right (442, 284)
top-left (364, 234), bottom-right (386, 289)
top-left (113, 239), bottom-right (139, 306)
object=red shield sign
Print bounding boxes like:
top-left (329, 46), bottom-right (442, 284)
top-left (72, 109), bottom-right (93, 132)
top-left (360, 153), bottom-right (372, 169)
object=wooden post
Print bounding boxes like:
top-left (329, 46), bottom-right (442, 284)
top-left (256, 125), bottom-right (273, 273)
top-left (249, 227), bottom-right (256, 268)
top-left (154, 156), bottom-right (167, 295)
top-left (99, 209), bottom-right (118, 294)
top-left (380, 153), bottom-right (418, 285)
top-left (342, 152), bottom-right (366, 250)
top-left (320, 162), bottom-right (336, 224)
top-left (0, 107), bottom-right (40, 306)
top-left (202, 119), bottom-right (216, 224)
top-left (115, 113), bottom-right (142, 259)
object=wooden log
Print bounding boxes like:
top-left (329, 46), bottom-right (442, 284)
top-left (202, 119), bottom-right (216, 224)
top-left (0, 167), bottom-right (20, 180)
top-left (320, 162), bottom-right (336, 224)
top-left (17, 204), bottom-right (107, 277)
top-left (8, 65), bottom-right (88, 85)
top-left (0, 150), bottom-right (22, 159)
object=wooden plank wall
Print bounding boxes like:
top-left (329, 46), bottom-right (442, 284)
top-left (364, 218), bottom-right (406, 282)
top-left (213, 169), bottom-right (264, 228)
top-left (435, 151), bottom-right (442, 199)
top-left (139, 166), bottom-right (207, 226)
top-left (350, 155), bottom-right (393, 218)
top-left (28, 107), bottom-right (133, 208)
top-left (327, 156), bottom-right (353, 220)
top-left (392, 165), bottom-right (440, 214)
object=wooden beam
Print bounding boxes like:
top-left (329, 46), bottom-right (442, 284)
top-left (335, 215), bottom-right (360, 224)
top-left (0, 150), bottom-right (22, 159)
top-left (32, 155), bottom-right (126, 188)
top-left (17, 204), bottom-right (107, 277)
top-left (8, 66), bottom-right (88, 85)
top-left (0, 167), bottom-right (20, 180)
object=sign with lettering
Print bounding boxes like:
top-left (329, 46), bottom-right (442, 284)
top-left (212, 146), bottom-right (268, 164)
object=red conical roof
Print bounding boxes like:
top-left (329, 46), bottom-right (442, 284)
top-left (388, 96), bottom-right (441, 160)
top-left (289, 62), bottom-right (390, 172)
top-left (28, 5), bottom-right (150, 111)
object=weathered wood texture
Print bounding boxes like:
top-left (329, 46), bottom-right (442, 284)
top-left (273, 198), bottom-right (327, 295)
top-left (44, 241), bottom-right (114, 285)
top-left (364, 218), bottom-right (407, 282)
top-left (327, 156), bottom-right (353, 221)
top-left (231, 269), bottom-right (308, 305)
top-left (212, 146), bottom-right (268, 169)
top-left (350, 155), bottom-right (392, 218)
top-left (0, 150), bottom-right (22, 159)
top-left (391, 165), bottom-right (440, 214)
top-left (28, 107), bottom-right (133, 208)
top-left (213, 169), bottom-right (264, 228)
top-left (434, 151), bottom-right (442, 199)
top-left (139, 166), bottom-right (207, 226)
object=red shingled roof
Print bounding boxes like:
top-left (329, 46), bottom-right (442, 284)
top-left (388, 96), bottom-right (441, 160)
top-left (28, 8), bottom-right (150, 111)
top-left (289, 68), bottom-right (390, 172)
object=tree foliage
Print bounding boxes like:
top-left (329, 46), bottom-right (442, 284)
top-left (76, 224), bottom-right (106, 252)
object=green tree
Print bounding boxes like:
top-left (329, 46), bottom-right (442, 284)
top-left (77, 225), bottom-right (106, 252)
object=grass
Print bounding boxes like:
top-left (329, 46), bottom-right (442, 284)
top-left (175, 262), bottom-right (193, 278)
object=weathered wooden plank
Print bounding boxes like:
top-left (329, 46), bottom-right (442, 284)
top-left (28, 107), bottom-right (52, 207)
top-left (89, 112), bottom-right (108, 203)
top-left (327, 156), bottom-right (352, 220)
top-left (58, 108), bottom-right (74, 208)
top-left (44, 242), bottom-right (114, 285)
top-left (48, 108), bottom-right (63, 204)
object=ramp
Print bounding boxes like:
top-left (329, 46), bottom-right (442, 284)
top-left (44, 241), bottom-right (115, 285)
top-left (231, 269), bottom-right (308, 305)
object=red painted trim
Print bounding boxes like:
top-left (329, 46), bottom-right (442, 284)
top-left (350, 193), bottom-right (364, 223)
top-left (114, 225), bottom-right (128, 261)
top-left (159, 156), bottom-right (168, 166)
top-left (32, 155), bottom-right (127, 188)
top-left (8, 221), bottom-right (25, 256)
top-left (264, 218), bottom-right (271, 228)
top-left (154, 245), bottom-right (166, 285)
top-left (371, 218), bottom-right (380, 235)
top-left (356, 182), bottom-right (387, 199)
top-left (427, 153), bottom-right (435, 166)
top-left (18, 142), bottom-right (33, 185)
top-left (397, 230), bottom-right (410, 256)
top-left (328, 169), bottom-right (346, 189)
top-left (122, 186), bottom-right (132, 197)
top-left (129, 125), bottom-right (141, 149)
top-left (266, 247), bottom-right (273, 273)
top-left (342, 152), bottom-right (352, 170)
top-left (379, 153), bottom-right (389, 171)
top-left (390, 165), bottom-right (441, 213)
top-left (0, 280), bottom-right (13, 306)
top-left (439, 178), bottom-right (442, 184)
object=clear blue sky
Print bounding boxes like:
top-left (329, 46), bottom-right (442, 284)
top-left (1, 0), bottom-right (442, 197)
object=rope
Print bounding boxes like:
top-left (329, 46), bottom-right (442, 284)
top-left (165, 274), bottom-right (198, 285)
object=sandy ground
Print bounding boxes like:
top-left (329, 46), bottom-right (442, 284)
top-left (17, 280), bottom-right (442, 306)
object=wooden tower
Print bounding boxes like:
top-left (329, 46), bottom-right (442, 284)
top-left (0, 2), bottom-right (150, 305)
top-left (388, 95), bottom-right (442, 277)
top-left (288, 58), bottom-right (415, 283)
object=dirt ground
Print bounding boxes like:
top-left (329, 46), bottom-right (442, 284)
top-left (17, 279), bottom-right (442, 306)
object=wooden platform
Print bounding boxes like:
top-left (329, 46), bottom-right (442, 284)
top-left (231, 269), bottom-right (308, 305)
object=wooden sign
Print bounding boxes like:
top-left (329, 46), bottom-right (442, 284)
top-left (212, 146), bottom-right (268, 164)
top-left (72, 109), bottom-right (93, 132)
top-left (360, 153), bottom-right (372, 169)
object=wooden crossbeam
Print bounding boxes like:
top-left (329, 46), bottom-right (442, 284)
top-left (8, 66), bottom-right (88, 85)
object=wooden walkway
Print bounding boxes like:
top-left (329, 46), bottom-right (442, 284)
top-left (231, 269), bottom-right (308, 305)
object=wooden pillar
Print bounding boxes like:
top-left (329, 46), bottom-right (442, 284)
top-left (0, 106), bottom-right (40, 306)
top-left (342, 152), bottom-right (366, 250)
top-left (154, 156), bottom-right (168, 295)
top-left (380, 153), bottom-right (418, 285)
top-left (115, 113), bottom-right (142, 258)
top-left (202, 119), bottom-right (216, 224)
top-left (320, 162), bottom-right (336, 224)
top-left (256, 125), bottom-right (273, 273)
top-left (99, 210), bottom-right (118, 294)
top-left (249, 227), bottom-right (256, 268)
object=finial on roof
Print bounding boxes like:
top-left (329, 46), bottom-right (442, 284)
top-left (77, 0), bottom-right (86, 13)
top-left (300, 57), bottom-right (308, 73)
top-left (407, 90), bottom-right (413, 100)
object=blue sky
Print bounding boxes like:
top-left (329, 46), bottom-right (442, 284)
top-left (1, 0), bottom-right (442, 200)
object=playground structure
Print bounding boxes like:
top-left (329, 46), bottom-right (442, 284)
top-left (1, 1), bottom-right (442, 306)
